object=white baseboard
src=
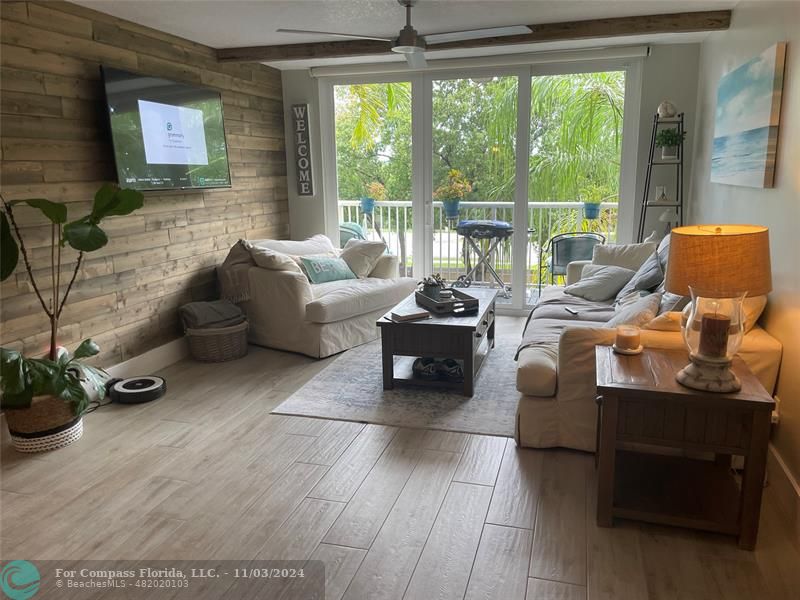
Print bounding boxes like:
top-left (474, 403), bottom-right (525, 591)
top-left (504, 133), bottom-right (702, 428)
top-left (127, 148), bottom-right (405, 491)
top-left (766, 443), bottom-right (800, 552)
top-left (106, 337), bottom-right (188, 379)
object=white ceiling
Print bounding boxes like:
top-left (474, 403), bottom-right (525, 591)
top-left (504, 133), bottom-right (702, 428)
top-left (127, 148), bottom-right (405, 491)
top-left (75, 0), bottom-right (738, 69)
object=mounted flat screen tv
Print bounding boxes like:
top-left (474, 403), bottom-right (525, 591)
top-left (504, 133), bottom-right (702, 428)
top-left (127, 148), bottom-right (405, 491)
top-left (102, 67), bottom-right (231, 191)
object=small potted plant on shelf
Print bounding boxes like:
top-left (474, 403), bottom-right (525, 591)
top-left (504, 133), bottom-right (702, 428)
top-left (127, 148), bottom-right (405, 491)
top-left (434, 169), bottom-right (472, 221)
top-left (655, 128), bottom-right (687, 160)
top-left (360, 181), bottom-right (386, 215)
top-left (0, 184), bottom-right (144, 452)
top-left (419, 274), bottom-right (445, 300)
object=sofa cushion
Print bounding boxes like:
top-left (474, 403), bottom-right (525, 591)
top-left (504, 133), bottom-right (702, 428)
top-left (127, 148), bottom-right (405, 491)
top-left (368, 254), bottom-right (400, 279)
top-left (606, 293), bottom-right (662, 328)
top-left (251, 234), bottom-right (336, 257)
top-left (516, 318), bottom-right (607, 396)
top-left (531, 286), bottom-right (615, 322)
top-left (340, 239), bottom-right (387, 278)
top-left (246, 243), bottom-right (303, 273)
top-left (592, 241), bottom-right (657, 271)
top-left (565, 264), bottom-right (635, 302)
top-left (615, 251), bottom-right (664, 302)
top-left (305, 277), bottom-right (416, 323)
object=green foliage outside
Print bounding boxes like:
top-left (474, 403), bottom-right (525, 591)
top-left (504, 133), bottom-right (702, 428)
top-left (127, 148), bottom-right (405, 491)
top-left (334, 71), bottom-right (625, 207)
top-left (334, 72), bottom-right (625, 284)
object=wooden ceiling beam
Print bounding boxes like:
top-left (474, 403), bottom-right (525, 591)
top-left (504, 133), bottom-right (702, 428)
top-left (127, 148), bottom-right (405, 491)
top-left (216, 10), bottom-right (731, 63)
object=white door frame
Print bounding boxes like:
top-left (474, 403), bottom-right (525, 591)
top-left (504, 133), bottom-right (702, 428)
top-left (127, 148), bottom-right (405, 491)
top-left (317, 56), bottom-right (642, 306)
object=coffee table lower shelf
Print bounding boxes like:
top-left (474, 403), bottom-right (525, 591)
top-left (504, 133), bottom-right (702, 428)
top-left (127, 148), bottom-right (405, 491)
top-left (612, 450), bottom-right (741, 535)
top-left (389, 343), bottom-right (491, 393)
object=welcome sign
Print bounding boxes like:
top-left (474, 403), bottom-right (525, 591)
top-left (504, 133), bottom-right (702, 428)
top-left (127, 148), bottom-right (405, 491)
top-left (292, 104), bottom-right (314, 196)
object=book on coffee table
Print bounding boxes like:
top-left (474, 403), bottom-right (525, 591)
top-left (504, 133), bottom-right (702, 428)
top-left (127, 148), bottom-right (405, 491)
top-left (390, 305), bottom-right (431, 322)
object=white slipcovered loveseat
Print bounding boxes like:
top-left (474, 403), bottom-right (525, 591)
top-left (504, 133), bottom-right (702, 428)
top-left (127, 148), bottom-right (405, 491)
top-left (515, 236), bottom-right (782, 452)
top-left (219, 235), bottom-right (416, 358)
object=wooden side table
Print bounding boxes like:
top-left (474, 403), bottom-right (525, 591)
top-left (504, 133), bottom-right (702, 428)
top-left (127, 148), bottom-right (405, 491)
top-left (594, 345), bottom-right (775, 550)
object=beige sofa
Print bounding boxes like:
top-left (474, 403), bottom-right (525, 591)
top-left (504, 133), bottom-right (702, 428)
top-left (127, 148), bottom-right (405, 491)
top-left (515, 245), bottom-right (782, 452)
top-left (219, 235), bottom-right (416, 358)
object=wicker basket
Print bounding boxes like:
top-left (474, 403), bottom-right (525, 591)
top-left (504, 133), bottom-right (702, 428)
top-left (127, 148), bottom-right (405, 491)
top-left (186, 321), bottom-right (249, 362)
top-left (5, 395), bottom-right (83, 453)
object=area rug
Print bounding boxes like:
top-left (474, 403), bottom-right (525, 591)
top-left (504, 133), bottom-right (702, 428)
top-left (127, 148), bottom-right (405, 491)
top-left (272, 336), bottom-right (521, 437)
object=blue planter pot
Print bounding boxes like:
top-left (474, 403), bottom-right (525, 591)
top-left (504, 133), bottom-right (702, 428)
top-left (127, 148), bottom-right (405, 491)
top-left (360, 197), bottom-right (376, 215)
top-left (442, 200), bottom-right (461, 220)
top-left (583, 202), bottom-right (601, 219)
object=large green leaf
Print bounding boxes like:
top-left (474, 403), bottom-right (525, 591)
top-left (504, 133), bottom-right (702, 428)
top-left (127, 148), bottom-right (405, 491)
top-left (103, 188), bottom-right (144, 217)
top-left (91, 183), bottom-right (117, 219)
top-left (24, 198), bottom-right (67, 224)
top-left (59, 374), bottom-right (87, 411)
top-left (91, 185), bottom-right (144, 221)
top-left (64, 218), bottom-right (108, 252)
top-left (75, 364), bottom-right (108, 401)
top-left (0, 212), bottom-right (19, 281)
top-left (0, 349), bottom-right (26, 395)
top-left (73, 339), bottom-right (100, 360)
top-left (26, 358), bottom-right (61, 396)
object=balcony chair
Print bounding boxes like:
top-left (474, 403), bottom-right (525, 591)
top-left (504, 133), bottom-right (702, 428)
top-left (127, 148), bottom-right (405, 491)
top-left (538, 232), bottom-right (605, 294)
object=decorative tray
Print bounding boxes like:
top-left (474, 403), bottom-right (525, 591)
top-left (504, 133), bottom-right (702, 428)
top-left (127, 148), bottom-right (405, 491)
top-left (415, 288), bottom-right (479, 316)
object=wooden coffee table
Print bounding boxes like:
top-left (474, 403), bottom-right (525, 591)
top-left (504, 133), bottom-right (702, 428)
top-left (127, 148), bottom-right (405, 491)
top-left (594, 345), bottom-right (775, 549)
top-left (377, 288), bottom-right (497, 396)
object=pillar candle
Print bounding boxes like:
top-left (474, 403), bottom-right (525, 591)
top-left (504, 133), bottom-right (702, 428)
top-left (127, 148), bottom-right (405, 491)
top-left (615, 325), bottom-right (641, 351)
top-left (698, 313), bottom-right (730, 358)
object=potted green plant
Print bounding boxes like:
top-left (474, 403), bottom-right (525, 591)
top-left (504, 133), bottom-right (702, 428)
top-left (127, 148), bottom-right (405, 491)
top-left (434, 169), bottom-right (472, 221)
top-left (419, 274), bottom-right (445, 300)
top-left (655, 128), bottom-right (687, 160)
top-left (0, 184), bottom-right (144, 452)
top-left (579, 183), bottom-right (610, 220)
top-left (360, 181), bottom-right (386, 215)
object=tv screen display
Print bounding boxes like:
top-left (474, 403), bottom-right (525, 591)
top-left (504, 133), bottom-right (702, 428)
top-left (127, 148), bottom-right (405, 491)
top-left (102, 67), bottom-right (231, 191)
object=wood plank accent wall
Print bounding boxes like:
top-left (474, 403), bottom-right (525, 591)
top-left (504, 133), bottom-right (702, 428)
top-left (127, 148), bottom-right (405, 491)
top-left (0, 1), bottom-right (289, 365)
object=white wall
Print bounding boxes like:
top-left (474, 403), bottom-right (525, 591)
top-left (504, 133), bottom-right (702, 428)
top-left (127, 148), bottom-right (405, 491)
top-left (281, 70), bottom-right (327, 240)
top-left (635, 44), bottom-right (700, 240)
top-left (689, 1), bottom-right (800, 482)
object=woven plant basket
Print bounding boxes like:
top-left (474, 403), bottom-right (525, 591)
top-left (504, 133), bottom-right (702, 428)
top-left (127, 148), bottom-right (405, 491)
top-left (4, 395), bottom-right (83, 453)
top-left (186, 321), bottom-right (249, 362)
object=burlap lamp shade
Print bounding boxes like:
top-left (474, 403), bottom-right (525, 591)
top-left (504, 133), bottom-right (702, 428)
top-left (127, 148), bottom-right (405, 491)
top-left (665, 225), bottom-right (772, 298)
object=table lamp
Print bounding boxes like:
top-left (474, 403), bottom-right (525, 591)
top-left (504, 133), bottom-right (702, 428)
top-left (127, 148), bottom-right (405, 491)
top-left (665, 225), bottom-right (771, 392)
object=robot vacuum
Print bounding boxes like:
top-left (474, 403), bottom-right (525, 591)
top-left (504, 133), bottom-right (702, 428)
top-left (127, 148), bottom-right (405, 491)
top-left (106, 376), bottom-right (167, 404)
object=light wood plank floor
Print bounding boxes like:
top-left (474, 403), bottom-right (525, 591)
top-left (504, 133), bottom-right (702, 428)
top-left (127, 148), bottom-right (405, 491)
top-left (2, 318), bottom-right (798, 599)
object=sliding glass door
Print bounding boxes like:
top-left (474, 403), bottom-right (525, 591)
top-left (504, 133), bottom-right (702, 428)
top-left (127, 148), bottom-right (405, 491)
top-left (430, 75), bottom-right (518, 300)
top-left (324, 60), bottom-right (635, 310)
top-left (332, 79), bottom-right (414, 276)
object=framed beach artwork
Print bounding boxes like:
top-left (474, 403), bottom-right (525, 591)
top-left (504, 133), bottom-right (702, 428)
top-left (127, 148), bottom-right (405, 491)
top-left (711, 42), bottom-right (787, 188)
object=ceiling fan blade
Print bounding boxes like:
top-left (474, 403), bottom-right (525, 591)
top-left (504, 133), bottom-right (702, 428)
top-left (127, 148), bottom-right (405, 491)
top-left (424, 25), bottom-right (532, 45)
top-left (404, 52), bottom-right (427, 69)
top-left (276, 28), bottom-right (393, 42)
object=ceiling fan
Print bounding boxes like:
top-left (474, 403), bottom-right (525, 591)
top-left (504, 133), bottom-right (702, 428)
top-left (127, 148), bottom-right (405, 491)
top-left (276, 0), bottom-right (532, 69)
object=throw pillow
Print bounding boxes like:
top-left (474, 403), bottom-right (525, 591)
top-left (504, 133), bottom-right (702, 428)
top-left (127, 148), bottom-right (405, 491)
top-left (592, 241), bottom-right (657, 271)
top-left (340, 239), bottom-right (387, 278)
top-left (564, 264), bottom-right (635, 302)
top-left (615, 251), bottom-right (664, 302)
top-left (645, 311), bottom-right (683, 332)
top-left (246, 243), bottom-right (303, 273)
top-left (300, 256), bottom-right (357, 284)
top-left (606, 293), bottom-right (662, 328)
top-left (742, 295), bottom-right (768, 333)
top-left (251, 234), bottom-right (336, 258)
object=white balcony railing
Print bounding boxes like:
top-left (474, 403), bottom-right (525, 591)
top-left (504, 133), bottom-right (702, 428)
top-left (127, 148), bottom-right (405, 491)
top-left (339, 200), bottom-right (618, 293)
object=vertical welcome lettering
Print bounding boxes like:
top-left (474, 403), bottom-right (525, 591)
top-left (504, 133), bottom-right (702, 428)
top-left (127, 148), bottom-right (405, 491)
top-left (292, 104), bottom-right (314, 196)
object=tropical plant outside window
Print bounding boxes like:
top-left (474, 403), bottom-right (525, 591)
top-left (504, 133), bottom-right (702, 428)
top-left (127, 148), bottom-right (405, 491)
top-left (334, 70), bottom-right (624, 294)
